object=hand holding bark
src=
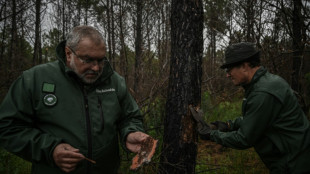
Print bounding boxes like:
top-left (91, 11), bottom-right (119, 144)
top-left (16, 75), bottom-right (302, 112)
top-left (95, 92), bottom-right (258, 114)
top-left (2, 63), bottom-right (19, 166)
top-left (126, 132), bottom-right (149, 153)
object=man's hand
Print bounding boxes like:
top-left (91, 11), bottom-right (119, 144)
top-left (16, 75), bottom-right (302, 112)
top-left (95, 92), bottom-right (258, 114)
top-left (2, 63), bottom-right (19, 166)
top-left (211, 121), bottom-right (230, 132)
top-left (53, 143), bottom-right (85, 173)
top-left (126, 132), bottom-right (149, 153)
top-left (189, 105), bottom-right (212, 140)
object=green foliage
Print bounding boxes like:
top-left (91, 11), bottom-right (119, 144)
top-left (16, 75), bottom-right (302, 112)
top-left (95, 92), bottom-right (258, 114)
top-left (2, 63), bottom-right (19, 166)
top-left (0, 29), bottom-right (33, 66)
top-left (0, 148), bottom-right (31, 174)
top-left (201, 91), bottom-right (242, 122)
top-left (118, 97), bottom-right (165, 174)
top-left (204, 0), bottom-right (230, 34)
top-left (42, 28), bottom-right (63, 62)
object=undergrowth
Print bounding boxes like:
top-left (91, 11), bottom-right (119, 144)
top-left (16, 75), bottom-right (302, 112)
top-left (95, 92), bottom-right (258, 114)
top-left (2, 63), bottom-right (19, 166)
top-left (195, 91), bottom-right (268, 174)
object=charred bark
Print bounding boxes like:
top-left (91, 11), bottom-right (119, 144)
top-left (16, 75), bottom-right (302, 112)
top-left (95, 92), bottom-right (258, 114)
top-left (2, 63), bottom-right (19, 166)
top-left (159, 0), bottom-right (203, 173)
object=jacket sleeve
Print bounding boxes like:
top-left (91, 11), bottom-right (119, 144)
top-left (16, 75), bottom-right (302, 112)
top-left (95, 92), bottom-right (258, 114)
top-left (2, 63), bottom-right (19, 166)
top-left (210, 92), bottom-right (281, 149)
top-left (0, 75), bottom-right (63, 165)
top-left (116, 78), bottom-right (144, 151)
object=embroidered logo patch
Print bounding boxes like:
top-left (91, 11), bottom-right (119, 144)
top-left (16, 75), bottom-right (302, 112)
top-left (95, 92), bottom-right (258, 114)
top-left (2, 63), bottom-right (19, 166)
top-left (43, 94), bottom-right (57, 106)
top-left (96, 88), bottom-right (115, 94)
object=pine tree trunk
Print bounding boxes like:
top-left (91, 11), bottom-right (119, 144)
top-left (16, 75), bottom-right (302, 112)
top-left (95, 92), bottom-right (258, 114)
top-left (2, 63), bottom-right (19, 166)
top-left (159, 0), bottom-right (203, 173)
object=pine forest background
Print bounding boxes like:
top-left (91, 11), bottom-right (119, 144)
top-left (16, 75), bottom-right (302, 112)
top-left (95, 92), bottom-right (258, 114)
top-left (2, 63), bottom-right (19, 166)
top-left (0, 0), bottom-right (309, 173)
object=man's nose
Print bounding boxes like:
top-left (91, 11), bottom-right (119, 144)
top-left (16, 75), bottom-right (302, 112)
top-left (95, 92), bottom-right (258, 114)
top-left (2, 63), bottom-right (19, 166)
top-left (91, 64), bottom-right (100, 72)
top-left (226, 73), bottom-right (231, 78)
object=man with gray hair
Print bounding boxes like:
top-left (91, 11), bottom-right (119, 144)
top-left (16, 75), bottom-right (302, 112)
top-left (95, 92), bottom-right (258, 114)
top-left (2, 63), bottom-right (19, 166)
top-left (190, 42), bottom-right (310, 173)
top-left (0, 25), bottom-right (150, 173)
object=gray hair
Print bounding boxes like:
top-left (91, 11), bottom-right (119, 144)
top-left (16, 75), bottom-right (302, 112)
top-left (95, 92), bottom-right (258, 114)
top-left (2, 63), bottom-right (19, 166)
top-left (66, 25), bottom-right (106, 51)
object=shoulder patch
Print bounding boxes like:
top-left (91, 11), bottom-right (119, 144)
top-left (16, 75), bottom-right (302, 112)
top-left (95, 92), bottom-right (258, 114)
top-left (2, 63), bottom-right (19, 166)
top-left (42, 83), bottom-right (55, 93)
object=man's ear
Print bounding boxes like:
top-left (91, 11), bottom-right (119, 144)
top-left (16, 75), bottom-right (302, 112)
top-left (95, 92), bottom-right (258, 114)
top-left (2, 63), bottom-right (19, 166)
top-left (65, 47), bottom-right (71, 62)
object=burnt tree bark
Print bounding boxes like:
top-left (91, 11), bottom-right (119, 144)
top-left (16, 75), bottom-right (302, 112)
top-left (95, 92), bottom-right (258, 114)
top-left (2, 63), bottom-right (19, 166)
top-left (159, 0), bottom-right (203, 173)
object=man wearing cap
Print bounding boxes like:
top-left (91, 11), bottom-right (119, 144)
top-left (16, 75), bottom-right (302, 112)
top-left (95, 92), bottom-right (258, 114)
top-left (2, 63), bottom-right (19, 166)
top-left (190, 42), bottom-right (310, 173)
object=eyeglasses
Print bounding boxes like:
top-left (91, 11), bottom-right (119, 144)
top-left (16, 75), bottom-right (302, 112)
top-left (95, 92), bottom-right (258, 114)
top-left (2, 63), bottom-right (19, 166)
top-left (225, 67), bottom-right (234, 73)
top-left (67, 47), bottom-right (106, 66)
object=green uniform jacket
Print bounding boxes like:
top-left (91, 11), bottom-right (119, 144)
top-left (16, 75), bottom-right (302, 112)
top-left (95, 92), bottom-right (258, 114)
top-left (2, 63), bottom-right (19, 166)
top-left (0, 41), bottom-right (144, 174)
top-left (210, 67), bottom-right (310, 173)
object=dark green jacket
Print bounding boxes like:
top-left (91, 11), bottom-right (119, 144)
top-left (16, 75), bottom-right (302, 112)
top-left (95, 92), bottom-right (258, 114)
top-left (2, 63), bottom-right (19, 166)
top-left (0, 41), bottom-right (144, 174)
top-left (210, 67), bottom-right (310, 174)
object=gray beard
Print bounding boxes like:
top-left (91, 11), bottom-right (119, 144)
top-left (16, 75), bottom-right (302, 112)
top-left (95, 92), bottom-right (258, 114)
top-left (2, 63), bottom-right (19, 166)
top-left (69, 58), bottom-right (103, 84)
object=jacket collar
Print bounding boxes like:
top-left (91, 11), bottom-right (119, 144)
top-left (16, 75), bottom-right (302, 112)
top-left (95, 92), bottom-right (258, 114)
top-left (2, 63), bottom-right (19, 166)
top-left (242, 66), bottom-right (267, 95)
top-left (55, 40), bottom-right (114, 85)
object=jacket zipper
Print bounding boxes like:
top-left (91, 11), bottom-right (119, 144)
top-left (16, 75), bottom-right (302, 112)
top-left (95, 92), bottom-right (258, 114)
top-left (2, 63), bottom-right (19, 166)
top-left (83, 88), bottom-right (92, 173)
top-left (97, 96), bottom-right (104, 131)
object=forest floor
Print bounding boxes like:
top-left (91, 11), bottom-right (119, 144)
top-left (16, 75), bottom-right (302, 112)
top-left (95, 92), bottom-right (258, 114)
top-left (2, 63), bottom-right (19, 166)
top-left (196, 140), bottom-right (269, 174)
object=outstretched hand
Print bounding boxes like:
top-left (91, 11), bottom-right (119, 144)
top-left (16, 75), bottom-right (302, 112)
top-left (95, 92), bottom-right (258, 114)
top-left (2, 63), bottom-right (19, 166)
top-left (189, 105), bottom-right (212, 140)
top-left (53, 143), bottom-right (85, 173)
top-left (126, 132), bottom-right (149, 153)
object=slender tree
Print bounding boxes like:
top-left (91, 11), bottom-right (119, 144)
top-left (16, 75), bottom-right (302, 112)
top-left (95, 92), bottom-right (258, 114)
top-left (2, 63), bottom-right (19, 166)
top-left (9, 0), bottom-right (17, 69)
top-left (118, 0), bottom-right (129, 81)
top-left (134, 0), bottom-right (143, 94)
top-left (33, 0), bottom-right (42, 65)
top-left (291, 0), bottom-right (304, 93)
top-left (0, 1), bottom-right (7, 62)
top-left (111, 0), bottom-right (116, 69)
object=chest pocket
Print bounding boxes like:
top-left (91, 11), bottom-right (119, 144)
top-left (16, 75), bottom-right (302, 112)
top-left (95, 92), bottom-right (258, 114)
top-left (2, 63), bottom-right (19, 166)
top-left (91, 91), bottom-right (121, 134)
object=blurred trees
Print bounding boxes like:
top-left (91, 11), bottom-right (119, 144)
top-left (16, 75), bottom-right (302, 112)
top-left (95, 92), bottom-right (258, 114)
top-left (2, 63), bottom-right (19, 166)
top-left (0, 0), bottom-right (309, 173)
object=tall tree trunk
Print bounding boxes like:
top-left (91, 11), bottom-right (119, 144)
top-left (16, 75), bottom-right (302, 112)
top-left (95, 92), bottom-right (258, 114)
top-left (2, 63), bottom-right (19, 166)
top-left (291, 0), bottom-right (303, 93)
top-left (62, 0), bottom-right (65, 40)
top-left (84, 0), bottom-right (89, 25)
top-left (159, 0), bottom-right (203, 173)
top-left (245, 0), bottom-right (255, 42)
top-left (76, 1), bottom-right (81, 26)
top-left (0, 1), bottom-right (7, 62)
top-left (291, 0), bottom-right (308, 114)
top-left (9, 0), bottom-right (17, 69)
top-left (33, 0), bottom-right (41, 65)
top-left (38, 31), bottom-right (43, 64)
top-left (134, 0), bottom-right (143, 94)
top-left (111, 0), bottom-right (116, 69)
top-left (119, 0), bottom-right (128, 81)
top-left (106, 0), bottom-right (112, 64)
